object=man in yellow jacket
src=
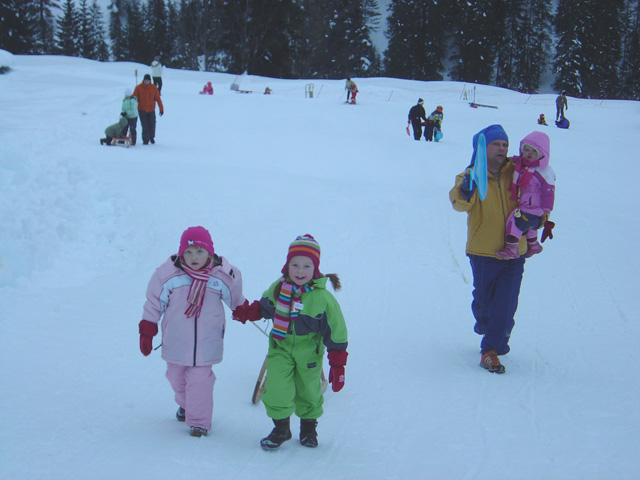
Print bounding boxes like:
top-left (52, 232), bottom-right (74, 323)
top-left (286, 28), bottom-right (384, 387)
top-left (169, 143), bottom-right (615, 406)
top-left (449, 125), bottom-right (529, 374)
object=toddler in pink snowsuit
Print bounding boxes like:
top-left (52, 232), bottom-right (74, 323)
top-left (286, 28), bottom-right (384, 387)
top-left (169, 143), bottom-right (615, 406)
top-left (138, 226), bottom-right (247, 437)
top-left (497, 131), bottom-right (555, 259)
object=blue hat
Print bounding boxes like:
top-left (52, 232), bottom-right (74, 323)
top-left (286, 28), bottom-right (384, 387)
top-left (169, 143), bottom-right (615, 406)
top-left (469, 124), bottom-right (508, 167)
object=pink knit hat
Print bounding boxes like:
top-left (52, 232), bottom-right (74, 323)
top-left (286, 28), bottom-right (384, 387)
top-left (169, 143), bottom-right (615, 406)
top-left (281, 234), bottom-right (322, 278)
top-left (179, 226), bottom-right (215, 257)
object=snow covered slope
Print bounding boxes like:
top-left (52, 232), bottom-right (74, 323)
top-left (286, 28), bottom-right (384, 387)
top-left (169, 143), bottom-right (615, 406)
top-left (0, 54), bottom-right (638, 479)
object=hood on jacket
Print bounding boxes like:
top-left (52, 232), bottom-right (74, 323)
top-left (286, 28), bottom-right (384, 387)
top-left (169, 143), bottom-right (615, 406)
top-left (519, 131), bottom-right (550, 169)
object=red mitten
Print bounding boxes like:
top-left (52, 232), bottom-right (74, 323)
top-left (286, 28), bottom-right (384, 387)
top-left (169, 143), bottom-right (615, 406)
top-left (139, 320), bottom-right (158, 356)
top-left (541, 221), bottom-right (555, 243)
top-left (232, 299), bottom-right (262, 324)
top-left (327, 350), bottom-right (348, 392)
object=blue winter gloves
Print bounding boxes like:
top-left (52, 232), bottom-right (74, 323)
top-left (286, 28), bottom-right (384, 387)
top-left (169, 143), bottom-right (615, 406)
top-left (460, 172), bottom-right (476, 201)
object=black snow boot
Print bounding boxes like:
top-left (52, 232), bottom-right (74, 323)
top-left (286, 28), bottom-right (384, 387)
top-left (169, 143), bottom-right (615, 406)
top-left (299, 419), bottom-right (318, 448)
top-left (260, 417), bottom-right (292, 450)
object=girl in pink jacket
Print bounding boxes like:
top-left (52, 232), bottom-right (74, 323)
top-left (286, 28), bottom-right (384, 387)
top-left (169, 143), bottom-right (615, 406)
top-left (497, 131), bottom-right (556, 259)
top-left (138, 226), bottom-right (247, 437)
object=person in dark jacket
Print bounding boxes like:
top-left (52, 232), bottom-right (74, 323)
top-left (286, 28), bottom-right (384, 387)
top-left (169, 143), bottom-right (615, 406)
top-left (408, 99), bottom-right (427, 141)
top-left (555, 91), bottom-right (568, 121)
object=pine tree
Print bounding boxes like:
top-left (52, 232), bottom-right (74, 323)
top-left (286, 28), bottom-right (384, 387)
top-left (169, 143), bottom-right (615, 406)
top-left (124, 0), bottom-right (149, 64)
top-left (147, 0), bottom-right (170, 62)
top-left (449, 0), bottom-right (503, 84)
top-left (34, 0), bottom-right (60, 54)
top-left (89, 0), bottom-right (109, 61)
top-left (384, 0), bottom-right (447, 81)
top-left (620, 0), bottom-right (640, 99)
top-left (217, 0), bottom-right (300, 76)
top-left (108, 0), bottom-right (127, 61)
top-left (56, 0), bottom-right (80, 56)
top-left (495, 0), bottom-right (552, 92)
top-left (0, 0), bottom-right (38, 54)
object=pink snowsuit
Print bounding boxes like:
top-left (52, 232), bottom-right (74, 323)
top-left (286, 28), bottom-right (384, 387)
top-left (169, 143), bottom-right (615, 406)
top-left (505, 131), bottom-right (556, 240)
top-left (142, 255), bottom-right (245, 430)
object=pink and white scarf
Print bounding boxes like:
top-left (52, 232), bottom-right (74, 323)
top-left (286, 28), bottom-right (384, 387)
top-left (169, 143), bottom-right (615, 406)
top-left (181, 259), bottom-right (214, 318)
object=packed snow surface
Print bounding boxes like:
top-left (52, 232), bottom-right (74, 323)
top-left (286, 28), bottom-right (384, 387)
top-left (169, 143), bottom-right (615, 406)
top-left (1, 53), bottom-right (639, 479)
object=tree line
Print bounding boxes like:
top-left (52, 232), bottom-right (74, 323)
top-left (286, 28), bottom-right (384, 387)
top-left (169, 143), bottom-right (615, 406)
top-left (1, 0), bottom-right (639, 99)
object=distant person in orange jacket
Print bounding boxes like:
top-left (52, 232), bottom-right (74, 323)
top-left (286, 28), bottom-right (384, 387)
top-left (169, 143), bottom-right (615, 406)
top-left (133, 74), bottom-right (164, 145)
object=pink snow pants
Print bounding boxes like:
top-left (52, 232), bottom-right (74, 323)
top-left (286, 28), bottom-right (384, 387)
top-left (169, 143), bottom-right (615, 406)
top-left (505, 210), bottom-right (540, 240)
top-left (165, 362), bottom-right (216, 431)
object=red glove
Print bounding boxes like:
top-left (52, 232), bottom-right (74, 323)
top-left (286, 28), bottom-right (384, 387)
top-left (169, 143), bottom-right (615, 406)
top-left (327, 350), bottom-right (348, 392)
top-left (139, 320), bottom-right (158, 356)
top-left (232, 299), bottom-right (262, 324)
top-left (541, 221), bottom-right (555, 243)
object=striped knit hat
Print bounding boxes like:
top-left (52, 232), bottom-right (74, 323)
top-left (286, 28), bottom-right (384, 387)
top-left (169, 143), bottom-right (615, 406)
top-left (281, 234), bottom-right (322, 278)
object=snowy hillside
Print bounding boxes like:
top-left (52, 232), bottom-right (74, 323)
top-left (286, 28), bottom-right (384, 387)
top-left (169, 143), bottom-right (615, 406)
top-left (0, 53), bottom-right (639, 480)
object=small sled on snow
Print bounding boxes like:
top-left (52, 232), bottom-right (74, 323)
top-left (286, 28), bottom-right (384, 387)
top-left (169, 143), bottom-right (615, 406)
top-left (111, 136), bottom-right (132, 147)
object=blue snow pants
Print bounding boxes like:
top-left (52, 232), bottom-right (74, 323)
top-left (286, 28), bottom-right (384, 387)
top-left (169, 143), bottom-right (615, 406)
top-left (469, 254), bottom-right (525, 355)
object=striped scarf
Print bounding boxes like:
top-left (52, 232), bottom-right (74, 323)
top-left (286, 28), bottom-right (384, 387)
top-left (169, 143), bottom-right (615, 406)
top-left (271, 278), bottom-right (315, 340)
top-left (181, 259), bottom-right (214, 319)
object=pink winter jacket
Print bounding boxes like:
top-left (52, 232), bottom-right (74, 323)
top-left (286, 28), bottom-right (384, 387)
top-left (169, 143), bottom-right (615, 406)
top-left (142, 255), bottom-right (246, 367)
top-left (514, 131), bottom-right (556, 216)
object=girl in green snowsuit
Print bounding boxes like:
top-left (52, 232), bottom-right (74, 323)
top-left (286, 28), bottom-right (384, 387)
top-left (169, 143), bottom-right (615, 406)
top-left (233, 234), bottom-right (348, 450)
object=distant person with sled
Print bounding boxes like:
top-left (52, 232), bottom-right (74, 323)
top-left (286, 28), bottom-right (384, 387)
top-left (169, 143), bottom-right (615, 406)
top-left (537, 114), bottom-right (548, 126)
top-left (151, 56), bottom-right (163, 94)
top-left (555, 90), bottom-right (568, 122)
top-left (200, 81), bottom-right (213, 95)
top-left (139, 226), bottom-right (248, 437)
top-left (496, 131), bottom-right (555, 260)
top-left (133, 74), bottom-right (164, 145)
top-left (449, 125), bottom-right (546, 374)
top-left (345, 77), bottom-right (354, 103)
top-left (407, 98), bottom-right (427, 140)
top-left (347, 79), bottom-right (358, 104)
top-left (232, 234), bottom-right (348, 451)
top-left (121, 88), bottom-right (138, 145)
top-left (100, 113), bottom-right (128, 146)
top-left (424, 105), bottom-right (443, 141)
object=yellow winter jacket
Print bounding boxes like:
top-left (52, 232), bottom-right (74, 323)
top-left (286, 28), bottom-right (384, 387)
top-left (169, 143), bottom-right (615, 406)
top-left (449, 161), bottom-right (526, 258)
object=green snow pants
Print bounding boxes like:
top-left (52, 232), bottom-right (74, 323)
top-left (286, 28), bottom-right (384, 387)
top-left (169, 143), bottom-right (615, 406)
top-left (262, 333), bottom-right (325, 420)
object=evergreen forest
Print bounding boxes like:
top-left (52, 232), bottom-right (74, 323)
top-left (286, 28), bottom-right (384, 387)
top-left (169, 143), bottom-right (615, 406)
top-left (1, 0), bottom-right (639, 99)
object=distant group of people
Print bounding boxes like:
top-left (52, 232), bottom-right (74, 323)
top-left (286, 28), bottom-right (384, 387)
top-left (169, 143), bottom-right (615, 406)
top-left (535, 91), bottom-right (570, 129)
top-left (407, 98), bottom-right (443, 141)
top-left (100, 57), bottom-right (165, 146)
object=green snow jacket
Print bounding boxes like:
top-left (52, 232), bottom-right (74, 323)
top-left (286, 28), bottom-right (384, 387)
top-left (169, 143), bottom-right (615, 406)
top-left (121, 97), bottom-right (139, 118)
top-left (259, 276), bottom-right (348, 352)
top-left (105, 116), bottom-right (128, 138)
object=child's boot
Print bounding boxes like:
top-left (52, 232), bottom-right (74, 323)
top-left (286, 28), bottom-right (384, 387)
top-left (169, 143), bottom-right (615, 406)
top-left (496, 241), bottom-right (519, 259)
top-left (524, 239), bottom-right (543, 258)
top-left (300, 419), bottom-right (318, 448)
top-left (260, 417), bottom-right (292, 450)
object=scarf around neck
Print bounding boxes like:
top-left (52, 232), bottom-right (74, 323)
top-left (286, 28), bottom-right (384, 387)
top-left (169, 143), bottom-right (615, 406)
top-left (271, 277), bottom-right (316, 340)
top-left (511, 156), bottom-right (541, 200)
top-left (181, 259), bottom-right (214, 318)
